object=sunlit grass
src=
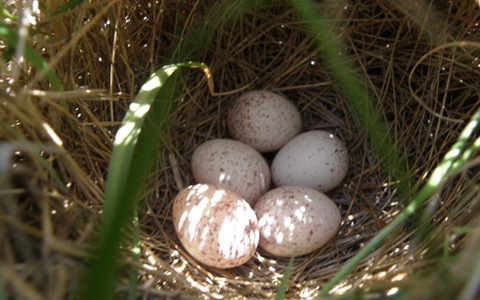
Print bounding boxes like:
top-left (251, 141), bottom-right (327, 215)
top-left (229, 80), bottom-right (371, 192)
top-left (288, 0), bottom-right (480, 297)
top-left (275, 254), bottom-right (295, 300)
top-left (80, 62), bottom-right (208, 299)
top-left (0, 23), bottom-right (62, 91)
top-left (3, 1), bottom-right (479, 299)
top-left (80, 2), bottom-right (265, 298)
top-left (290, 0), bottom-right (409, 190)
top-left (85, 0), bottom-right (480, 298)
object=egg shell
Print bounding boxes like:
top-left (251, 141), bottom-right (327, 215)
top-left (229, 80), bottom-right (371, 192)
top-left (172, 183), bottom-right (259, 268)
top-left (191, 138), bottom-right (271, 206)
top-left (271, 130), bottom-right (348, 192)
top-left (253, 186), bottom-right (341, 257)
top-left (227, 90), bottom-right (302, 153)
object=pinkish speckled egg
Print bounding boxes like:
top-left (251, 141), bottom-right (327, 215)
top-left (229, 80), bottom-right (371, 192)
top-left (191, 139), bottom-right (271, 206)
top-left (172, 183), bottom-right (259, 268)
top-left (253, 186), bottom-right (341, 257)
top-left (271, 130), bottom-right (348, 192)
top-left (227, 90), bottom-right (302, 153)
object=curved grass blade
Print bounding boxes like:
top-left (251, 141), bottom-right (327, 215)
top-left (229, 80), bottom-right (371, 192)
top-left (80, 1), bottom-right (266, 296)
top-left (0, 3), bottom-right (15, 20)
top-left (319, 107), bottom-right (480, 297)
top-left (0, 23), bottom-right (69, 191)
top-left (289, 0), bottom-right (409, 192)
top-left (0, 23), bottom-right (62, 92)
top-left (80, 61), bottom-right (208, 300)
top-left (275, 255), bottom-right (295, 300)
top-left (127, 214), bottom-right (140, 300)
top-left (288, 0), bottom-right (480, 297)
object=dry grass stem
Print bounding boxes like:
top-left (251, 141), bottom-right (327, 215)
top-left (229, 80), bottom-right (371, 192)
top-left (1, 0), bottom-right (480, 299)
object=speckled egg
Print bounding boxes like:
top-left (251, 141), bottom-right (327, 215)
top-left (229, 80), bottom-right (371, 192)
top-left (191, 138), bottom-right (271, 206)
top-left (227, 90), bottom-right (302, 153)
top-left (172, 183), bottom-right (259, 268)
top-left (271, 130), bottom-right (348, 192)
top-left (253, 186), bottom-right (341, 257)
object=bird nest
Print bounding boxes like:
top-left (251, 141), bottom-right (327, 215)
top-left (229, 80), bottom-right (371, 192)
top-left (1, 0), bottom-right (480, 299)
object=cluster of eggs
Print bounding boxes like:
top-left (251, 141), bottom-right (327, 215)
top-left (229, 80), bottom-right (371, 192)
top-left (172, 91), bottom-right (348, 269)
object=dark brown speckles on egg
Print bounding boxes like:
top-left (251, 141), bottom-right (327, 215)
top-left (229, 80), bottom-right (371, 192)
top-left (253, 186), bottom-right (341, 257)
top-left (227, 90), bottom-right (302, 153)
top-left (172, 183), bottom-right (260, 269)
top-left (271, 130), bottom-right (349, 192)
top-left (191, 139), bottom-right (271, 206)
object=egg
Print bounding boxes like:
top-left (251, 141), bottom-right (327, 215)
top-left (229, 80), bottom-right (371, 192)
top-left (191, 138), bottom-right (271, 206)
top-left (172, 183), bottom-right (259, 268)
top-left (227, 90), bottom-right (302, 153)
top-left (271, 130), bottom-right (348, 192)
top-left (253, 186), bottom-right (341, 257)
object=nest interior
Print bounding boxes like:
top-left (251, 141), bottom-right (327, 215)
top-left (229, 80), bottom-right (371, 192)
top-left (1, 0), bottom-right (480, 299)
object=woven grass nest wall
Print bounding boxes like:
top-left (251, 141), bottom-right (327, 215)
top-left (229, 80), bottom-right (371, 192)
top-left (2, 0), bottom-right (480, 299)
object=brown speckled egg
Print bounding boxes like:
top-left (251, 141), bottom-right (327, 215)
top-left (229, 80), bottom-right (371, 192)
top-left (191, 138), bottom-right (271, 206)
top-left (227, 90), bottom-right (302, 153)
top-left (172, 183), bottom-right (259, 268)
top-left (253, 186), bottom-right (341, 257)
top-left (271, 130), bottom-right (348, 192)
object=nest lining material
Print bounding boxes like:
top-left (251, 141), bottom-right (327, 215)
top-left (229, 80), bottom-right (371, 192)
top-left (1, 0), bottom-right (480, 299)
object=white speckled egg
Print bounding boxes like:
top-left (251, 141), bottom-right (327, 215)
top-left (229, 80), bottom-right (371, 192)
top-left (253, 186), bottom-right (341, 257)
top-left (227, 90), bottom-right (302, 153)
top-left (271, 130), bottom-right (348, 192)
top-left (172, 183), bottom-right (259, 268)
top-left (191, 138), bottom-right (271, 206)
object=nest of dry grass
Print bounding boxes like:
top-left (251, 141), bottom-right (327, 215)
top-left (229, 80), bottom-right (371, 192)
top-left (1, 0), bottom-right (480, 299)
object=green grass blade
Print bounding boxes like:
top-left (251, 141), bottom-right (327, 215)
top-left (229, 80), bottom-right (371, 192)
top-left (289, 0), bottom-right (409, 190)
top-left (275, 255), bottom-right (295, 300)
top-left (80, 61), bottom-right (206, 300)
top-left (169, 0), bottom-right (264, 62)
top-left (50, 0), bottom-right (85, 16)
top-left (80, 1), bottom-right (268, 297)
top-left (287, 0), bottom-right (480, 296)
top-left (0, 272), bottom-right (5, 300)
top-left (0, 23), bottom-right (62, 92)
top-left (0, 3), bottom-right (15, 20)
top-left (318, 107), bottom-right (480, 296)
top-left (123, 70), bottom-right (187, 299)
top-left (128, 214), bottom-right (141, 300)
top-left (80, 63), bottom-right (179, 300)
